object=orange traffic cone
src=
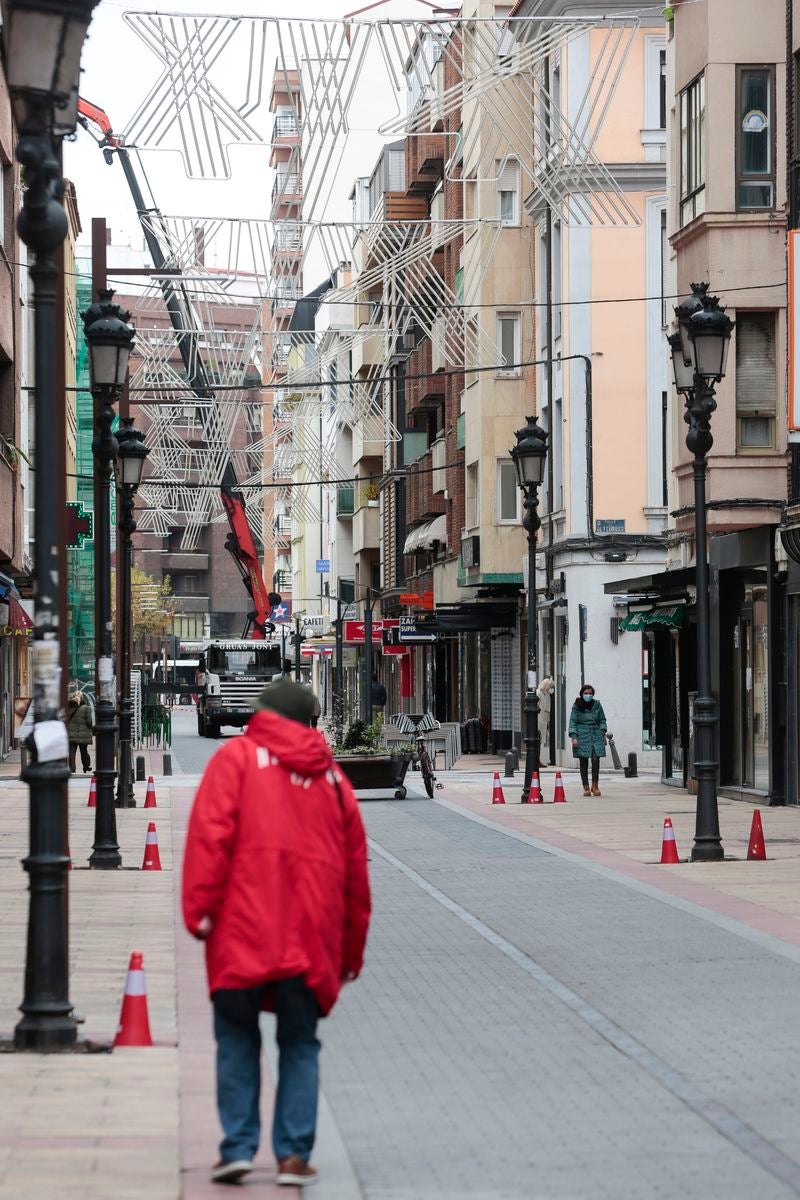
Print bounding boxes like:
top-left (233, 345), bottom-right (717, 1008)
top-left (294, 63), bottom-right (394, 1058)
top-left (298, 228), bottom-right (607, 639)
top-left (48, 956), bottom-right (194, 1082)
top-left (529, 771), bottom-right (543, 804)
top-left (552, 771), bottom-right (567, 803)
top-left (747, 809), bottom-right (766, 861)
top-left (114, 952), bottom-right (153, 1047)
top-left (144, 776), bottom-right (157, 808)
top-left (491, 772), bottom-right (506, 804)
top-left (87, 775), bottom-right (97, 808)
top-left (141, 821), bottom-right (162, 871)
top-left (660, 817), bottom-right (680, 864)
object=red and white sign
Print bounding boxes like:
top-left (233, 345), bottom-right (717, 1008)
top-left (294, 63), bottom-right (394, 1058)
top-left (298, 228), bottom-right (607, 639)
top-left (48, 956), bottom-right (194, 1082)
top-left (343, 618), bottom-right (399, 644)
top-left (382, 645), bottom-right (409, 656)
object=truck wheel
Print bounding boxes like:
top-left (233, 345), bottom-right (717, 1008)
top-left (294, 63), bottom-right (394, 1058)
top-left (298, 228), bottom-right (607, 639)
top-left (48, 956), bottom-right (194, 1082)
top-left (208, 720), bottom-right (221, 739)
top-left (197, 710), bottom-right (206, 736)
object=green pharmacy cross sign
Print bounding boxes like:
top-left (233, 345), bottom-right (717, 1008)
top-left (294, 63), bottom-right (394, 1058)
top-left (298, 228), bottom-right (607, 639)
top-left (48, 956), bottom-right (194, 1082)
top-left (66, 501), bottom-right (93, 548)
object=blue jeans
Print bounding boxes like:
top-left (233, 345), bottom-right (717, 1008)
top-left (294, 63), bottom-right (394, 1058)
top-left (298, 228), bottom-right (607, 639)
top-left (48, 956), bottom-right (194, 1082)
top-left (212, 977), bottom-right (321, 1164)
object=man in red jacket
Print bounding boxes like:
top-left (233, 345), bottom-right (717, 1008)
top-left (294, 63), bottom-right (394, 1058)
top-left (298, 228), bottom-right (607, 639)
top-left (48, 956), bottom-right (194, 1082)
top-left (182, 678), bottom-right (371, 1188)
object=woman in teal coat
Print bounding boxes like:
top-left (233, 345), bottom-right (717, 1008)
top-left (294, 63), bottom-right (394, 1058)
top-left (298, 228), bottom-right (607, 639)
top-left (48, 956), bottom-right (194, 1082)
top-left (568, 683), bottom-right (607, 796)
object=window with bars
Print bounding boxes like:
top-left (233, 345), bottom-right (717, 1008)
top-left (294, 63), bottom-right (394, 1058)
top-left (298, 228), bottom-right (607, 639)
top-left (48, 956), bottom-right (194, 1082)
top-left (737, 66), bottom-right (775, 211)
top-left (736, 311), bottom-right (776, 449)
top-left (679, 73), bottom-right (705, 226)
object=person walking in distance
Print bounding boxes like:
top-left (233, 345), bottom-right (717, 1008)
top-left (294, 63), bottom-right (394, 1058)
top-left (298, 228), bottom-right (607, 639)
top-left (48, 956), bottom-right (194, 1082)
top-left (66, 689), bottom-right (93, 773)
top-left (370, 672), bottom-right (387, 711)
top-left (536, 676), bottom-right (555, 766)
top-left (568, 683), bottom-right (607, 797)
top-left (182, 677), bottom-right (371, 1188)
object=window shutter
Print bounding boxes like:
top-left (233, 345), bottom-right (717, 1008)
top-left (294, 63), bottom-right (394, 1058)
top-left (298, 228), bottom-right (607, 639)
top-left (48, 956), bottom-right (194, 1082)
top-left (736, 313), bottom-right (776, 414)
top-left (496, 158), bottom-right (518, 194)
top-left (387, 149), bottom-right (405, 192)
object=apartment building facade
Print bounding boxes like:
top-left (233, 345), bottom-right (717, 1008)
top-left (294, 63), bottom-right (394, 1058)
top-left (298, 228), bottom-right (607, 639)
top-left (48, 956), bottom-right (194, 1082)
top-left (503, 0), bottom-right (668, 769)
top-left (610, 0), bottom-right (790, 800)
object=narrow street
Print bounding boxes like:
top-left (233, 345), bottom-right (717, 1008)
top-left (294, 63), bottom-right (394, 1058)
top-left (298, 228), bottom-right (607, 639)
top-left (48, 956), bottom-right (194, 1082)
top-left (4, 709), bottom-right (800, 1199)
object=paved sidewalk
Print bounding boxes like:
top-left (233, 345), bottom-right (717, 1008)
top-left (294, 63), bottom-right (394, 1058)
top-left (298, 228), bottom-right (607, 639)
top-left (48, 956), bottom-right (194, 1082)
top-left (0, 773), bottom-right (179, 1200)
top-left (435, 768), bottom-right (800, 945)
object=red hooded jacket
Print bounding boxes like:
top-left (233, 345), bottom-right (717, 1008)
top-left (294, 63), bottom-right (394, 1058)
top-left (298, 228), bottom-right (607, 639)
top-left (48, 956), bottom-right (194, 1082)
top-left (182, 710), bottom-right (371, 1016)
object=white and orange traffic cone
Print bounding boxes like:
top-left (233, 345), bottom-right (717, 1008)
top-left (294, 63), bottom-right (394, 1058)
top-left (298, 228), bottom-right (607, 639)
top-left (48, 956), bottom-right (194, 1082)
top-left (747, 809), bottom-right (766, 861)
top-left (660, 817), bottom-right (680, 864)
top-left (552, 771), bottom-right (567, 803)
top-left (114, 952), bottom-right (153, 1047)
top-left (144, 776), bottom-right (157, 808)
top-left (87, 775), bottom-right (97, 808)
top-left (141, 821), bottom-right (162, 871)
top-left (491, 772), bottom-right (506, 805)
top-left (529, 771), bottom-right (543, 804)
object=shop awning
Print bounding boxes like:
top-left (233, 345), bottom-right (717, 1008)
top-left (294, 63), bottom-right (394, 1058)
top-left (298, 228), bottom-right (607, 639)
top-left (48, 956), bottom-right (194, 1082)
top-left (4, 599), bottom-right (33, 635)
top-left (403, 514), bottom-right (448, 554)
top-left (620, 605), bottom-right (685, 632)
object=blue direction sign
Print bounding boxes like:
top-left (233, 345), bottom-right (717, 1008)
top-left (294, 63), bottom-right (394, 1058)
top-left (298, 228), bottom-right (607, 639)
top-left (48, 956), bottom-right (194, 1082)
top-left (315, 559), bottom-right (330, 573)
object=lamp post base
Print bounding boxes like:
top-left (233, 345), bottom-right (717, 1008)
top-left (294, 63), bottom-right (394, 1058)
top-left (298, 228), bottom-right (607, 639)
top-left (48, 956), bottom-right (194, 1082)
top-left (14, 1010), bottom-right (78, 1051)
top-left (88, 846), bottom-right (122, 870)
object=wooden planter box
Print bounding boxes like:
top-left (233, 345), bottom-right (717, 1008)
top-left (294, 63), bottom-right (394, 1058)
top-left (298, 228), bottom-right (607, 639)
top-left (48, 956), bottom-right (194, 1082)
top-left (333, 753), bottom-right (413, 799)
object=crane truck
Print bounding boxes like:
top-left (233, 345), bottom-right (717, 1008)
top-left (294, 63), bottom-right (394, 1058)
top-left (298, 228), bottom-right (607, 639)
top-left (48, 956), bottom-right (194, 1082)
top-left (77, 98), bottom-right (287, 735)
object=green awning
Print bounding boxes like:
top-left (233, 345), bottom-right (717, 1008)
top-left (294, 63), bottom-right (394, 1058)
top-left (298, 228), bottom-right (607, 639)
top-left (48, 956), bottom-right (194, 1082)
top-left (620, 605), bottom-right (685, 632)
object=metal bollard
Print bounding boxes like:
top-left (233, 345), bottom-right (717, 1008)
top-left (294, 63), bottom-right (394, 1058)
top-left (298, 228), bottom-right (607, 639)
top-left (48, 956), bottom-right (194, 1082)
top-left (512, 747), bottom-right (520, 770)
top-left (163, 754), bottom-right (172, 777)
top-left (504, 751), bottom-right (515, 778)
top-left (624, 752), bottom-right (638, 779)
top-left (136, 755), bottom-right (146, 782)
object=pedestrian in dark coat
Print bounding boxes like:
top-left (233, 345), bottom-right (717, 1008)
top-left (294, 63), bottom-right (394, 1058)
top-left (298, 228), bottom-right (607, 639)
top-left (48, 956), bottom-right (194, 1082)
top-left (66, 691), bottom-right (93, 773)
top-left (183, 676), bottom-right (371, 1189)
top-left (568, 683), bottom-right (607, 796)
top-left (370, 673), bottom-right (387, 710)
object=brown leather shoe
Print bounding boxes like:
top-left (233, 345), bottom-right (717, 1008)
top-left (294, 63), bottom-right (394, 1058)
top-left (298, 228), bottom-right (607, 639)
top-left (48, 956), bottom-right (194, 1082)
top-left (277, 1156), bottom-right (318, 1187)
top-left (591, 785), bottom-right (601, 796)
top-left (582, 786), bottom-right (591, 797)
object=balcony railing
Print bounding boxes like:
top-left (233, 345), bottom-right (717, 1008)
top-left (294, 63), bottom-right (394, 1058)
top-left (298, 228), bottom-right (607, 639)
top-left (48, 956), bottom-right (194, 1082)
top-left (273, 114), bottom-right (299, 137)
top-left (336, 486), bottom-right (355, 516)
top-left (272, 173), bottom-right (302, 205)
top-left (273, 227), bottom-right (303, 253)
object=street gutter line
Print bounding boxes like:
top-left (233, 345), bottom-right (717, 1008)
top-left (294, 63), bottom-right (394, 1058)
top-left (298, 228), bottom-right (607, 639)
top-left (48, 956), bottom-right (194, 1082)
top-left (432, 796), bottom-right (800, 969)
top-left (368, 835), bottom-right (800, 1198)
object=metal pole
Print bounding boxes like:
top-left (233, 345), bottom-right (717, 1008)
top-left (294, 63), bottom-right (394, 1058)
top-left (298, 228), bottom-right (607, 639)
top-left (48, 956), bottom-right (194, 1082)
top-left (335, 596), bottom-right (344, 703)
top-left (686, 380), bottom-right (724, 861)
top-left (521, 487), bottom-right (541, 803)
top-left (14, 116), bottom-right (77, 1049)
top-left (90, 367), bottom-right (121, 868)
top-left (294, 614), bottom-right (301, 682)
top-left (364, 593), bottom-right (373, 725)
top-left (116, 486), bottom-right (135, 807)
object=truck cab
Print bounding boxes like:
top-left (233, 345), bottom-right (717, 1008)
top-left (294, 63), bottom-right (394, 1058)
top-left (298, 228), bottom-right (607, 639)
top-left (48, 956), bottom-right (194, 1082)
top-left (196, 640), bottom-right (283, 737)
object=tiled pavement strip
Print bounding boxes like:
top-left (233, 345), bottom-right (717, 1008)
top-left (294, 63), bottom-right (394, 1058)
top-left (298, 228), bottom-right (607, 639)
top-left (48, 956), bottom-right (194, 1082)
top-left (2, 721), bottom-right (800, 1196)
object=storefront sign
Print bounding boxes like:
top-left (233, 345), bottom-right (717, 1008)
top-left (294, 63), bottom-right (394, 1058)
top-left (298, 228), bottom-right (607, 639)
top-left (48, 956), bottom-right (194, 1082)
top-left (399, 593), bottom-right (421, 605)
top-left (620, 605), bottom-right (684, 632)
top-left (66, 501), bottom-right (93, 548)
top-left (421, 590), bottom-right (435, 611)
top-left (344, 618), bottom-right (399, 644)
top-left (399, 616), bottom-right (437, 643)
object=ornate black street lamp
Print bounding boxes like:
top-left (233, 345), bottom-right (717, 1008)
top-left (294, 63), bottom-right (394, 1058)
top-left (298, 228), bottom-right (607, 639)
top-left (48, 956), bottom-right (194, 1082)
top-left (83, 291), bottom-right (135, 867)
top-left (510, 416), bottom-right (548, 804)
top-left (115, 418), bottom-right (148, 808)
top-left (3, 0), bottom-right (102, 1049)
top-left (669, 282), bottom-right (733, 862)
